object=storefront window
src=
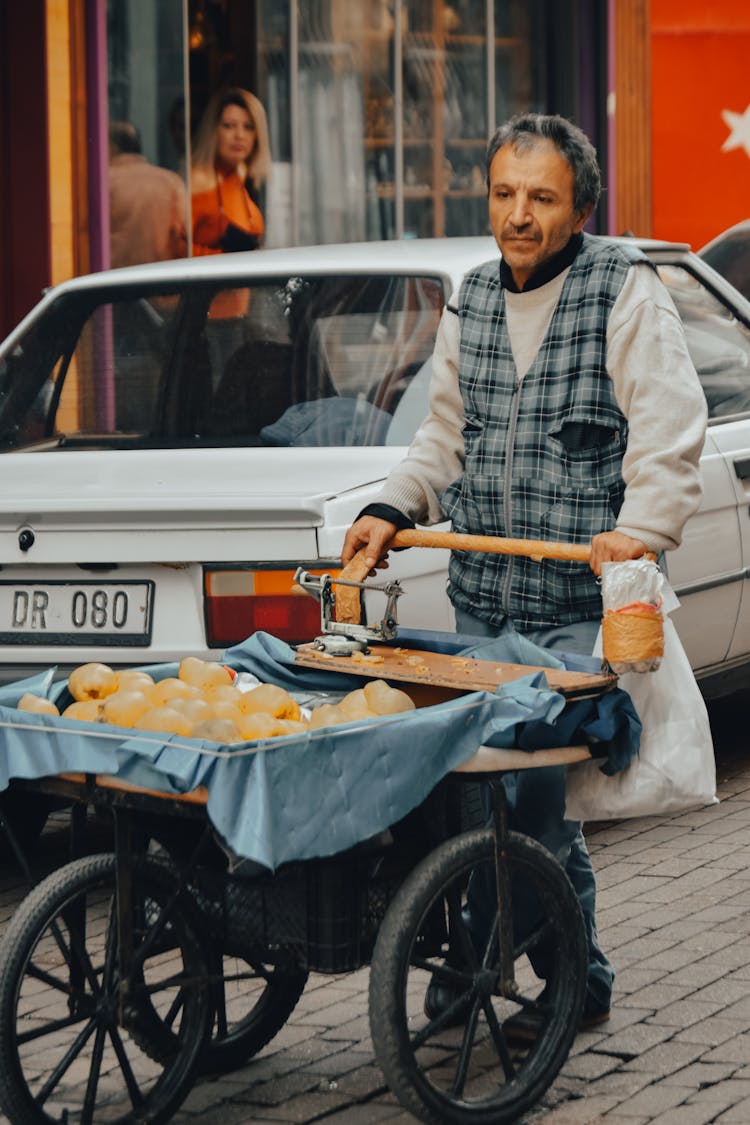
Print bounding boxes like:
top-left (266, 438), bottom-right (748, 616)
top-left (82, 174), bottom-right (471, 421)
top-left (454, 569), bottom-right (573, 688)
top-left (108, 1), bottom-right (187, 178)
top-left (106, 0), bottom-right (189, 268)
top-left (102, 0), bottom-right (606, 255)
top-left (257, 2), bottom-right (292, 245)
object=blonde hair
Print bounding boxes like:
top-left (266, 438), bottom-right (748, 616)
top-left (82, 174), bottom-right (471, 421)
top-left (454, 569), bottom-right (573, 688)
top-left (191, 87), bottom-right (271, 191)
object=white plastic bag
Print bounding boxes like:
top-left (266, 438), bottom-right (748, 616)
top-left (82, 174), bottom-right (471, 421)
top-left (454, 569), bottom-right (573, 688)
top-left (565, 618), bottom-right (717, 821)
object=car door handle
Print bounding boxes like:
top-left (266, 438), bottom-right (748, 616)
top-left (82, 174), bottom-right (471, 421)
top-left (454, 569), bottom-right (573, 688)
top-left (734, 458), bottom-right (750, 480)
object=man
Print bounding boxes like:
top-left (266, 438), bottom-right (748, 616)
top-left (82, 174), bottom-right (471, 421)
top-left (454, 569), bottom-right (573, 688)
top-left (342, 113), bottom-right (707, 1029)
top-left (109, 121), bottom-right (187, 268)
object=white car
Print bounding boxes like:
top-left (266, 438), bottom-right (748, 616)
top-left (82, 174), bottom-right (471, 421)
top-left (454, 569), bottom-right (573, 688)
top-left (699, 219), bottom-right (750, 305)
top-left (1, 236), bottom-right (750, 700)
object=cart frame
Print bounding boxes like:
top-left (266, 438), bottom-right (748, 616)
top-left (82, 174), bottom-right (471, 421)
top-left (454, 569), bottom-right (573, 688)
top-left (0, 738), bottom-right (593, 1125)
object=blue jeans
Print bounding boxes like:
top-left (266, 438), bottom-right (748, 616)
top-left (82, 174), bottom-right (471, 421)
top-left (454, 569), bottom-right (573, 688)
top-left (455, 606), bottom-right (613, 1012)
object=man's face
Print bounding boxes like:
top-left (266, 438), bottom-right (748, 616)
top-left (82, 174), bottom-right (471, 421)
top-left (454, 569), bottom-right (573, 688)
top-left (488, 139), bottom-right (592, 289)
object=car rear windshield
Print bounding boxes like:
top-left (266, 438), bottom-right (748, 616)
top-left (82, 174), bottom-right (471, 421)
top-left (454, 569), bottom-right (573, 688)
top-left (0, 273), bottom-right (445, 452)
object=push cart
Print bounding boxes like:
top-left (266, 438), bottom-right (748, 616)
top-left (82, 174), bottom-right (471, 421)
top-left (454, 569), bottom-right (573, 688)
top-left (0, 747), bottom-right (598, 1125)
top-left (0, 554), bottom-right (633, 1125)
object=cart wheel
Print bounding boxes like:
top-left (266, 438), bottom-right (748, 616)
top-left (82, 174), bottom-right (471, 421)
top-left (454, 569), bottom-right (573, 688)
top-left (199, 945), bottom-right (307, 1074)
top-left (369, 828), bottom-right (587, 1125)
top-left (145, 832), bottom-right (309, 1075)
top-left (0, 853), bottom-right (211, 1125)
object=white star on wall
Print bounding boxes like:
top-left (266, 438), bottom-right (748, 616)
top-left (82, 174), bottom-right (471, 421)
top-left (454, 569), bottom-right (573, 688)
top-left (722, 104), bottom-right (750, 158)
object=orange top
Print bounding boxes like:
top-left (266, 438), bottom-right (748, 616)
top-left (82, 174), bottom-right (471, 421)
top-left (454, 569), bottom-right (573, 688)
top-left (191, 169), bottom-right (264, 256)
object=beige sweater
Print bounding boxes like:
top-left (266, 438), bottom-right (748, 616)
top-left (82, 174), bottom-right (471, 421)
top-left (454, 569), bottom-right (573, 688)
top-left (378, 260), bottom-right (707, 554)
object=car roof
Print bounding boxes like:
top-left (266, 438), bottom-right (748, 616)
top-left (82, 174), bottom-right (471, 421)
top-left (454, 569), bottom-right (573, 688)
top-left (48, 233), bottom-right (695, 294)
top-left (54, 237), bottom-right (500, 296)
top-left (2, 233), bottom-right (696, 352)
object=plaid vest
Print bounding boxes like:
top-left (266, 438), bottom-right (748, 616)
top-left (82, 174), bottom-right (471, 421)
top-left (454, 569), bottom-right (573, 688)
top-left (443, 235), bottom-right (648, 630)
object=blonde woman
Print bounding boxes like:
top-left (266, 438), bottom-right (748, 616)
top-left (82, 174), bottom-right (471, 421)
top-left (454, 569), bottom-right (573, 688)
top-left (191, 88), bottom-right (271, 255)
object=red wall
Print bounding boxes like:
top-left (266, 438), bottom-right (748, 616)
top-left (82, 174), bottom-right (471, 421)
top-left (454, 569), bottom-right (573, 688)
top-left (651, 0), bottom-right (750, 249)
top-left (0, 0), bottom-right (50, 339)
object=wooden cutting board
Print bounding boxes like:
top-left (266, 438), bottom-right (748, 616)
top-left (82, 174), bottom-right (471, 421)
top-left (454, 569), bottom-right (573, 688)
top-left (294, 643), bottom-right (616, 708)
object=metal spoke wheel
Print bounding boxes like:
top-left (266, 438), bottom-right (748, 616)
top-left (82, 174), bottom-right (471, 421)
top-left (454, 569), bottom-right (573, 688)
top-left (369, 828), bottom-right (587, 1125)
top-left (0, 853), bottom-right (211, 1125)
top-left (199, 944), bottom-right (307, 1074)
top-left (146, 828), bottom-right (309, 1075)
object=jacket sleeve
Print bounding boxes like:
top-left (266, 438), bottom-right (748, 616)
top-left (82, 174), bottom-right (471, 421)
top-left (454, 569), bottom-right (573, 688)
top-left (607, 263), bottom-right (708, 552)
top-left (375, 304), bottom-right (466, 525)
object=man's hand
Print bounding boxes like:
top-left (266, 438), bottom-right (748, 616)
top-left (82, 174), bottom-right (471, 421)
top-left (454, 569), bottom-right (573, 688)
top-left (589, 530), bottom-right (649, 577)
top-left (341, 516), bottom-right (398, 575)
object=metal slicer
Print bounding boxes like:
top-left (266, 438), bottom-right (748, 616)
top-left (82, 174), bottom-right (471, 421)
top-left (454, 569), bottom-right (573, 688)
top-left (293, 567), bottom-right (404, 655)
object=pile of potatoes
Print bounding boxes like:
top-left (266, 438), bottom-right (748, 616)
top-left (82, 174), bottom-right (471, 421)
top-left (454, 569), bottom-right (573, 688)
top-left (16, 657), bottom-right (416, 744)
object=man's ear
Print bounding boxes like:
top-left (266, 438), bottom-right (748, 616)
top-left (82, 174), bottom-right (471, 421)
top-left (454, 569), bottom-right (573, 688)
top-left (573, 205), bottom-right (594, 233)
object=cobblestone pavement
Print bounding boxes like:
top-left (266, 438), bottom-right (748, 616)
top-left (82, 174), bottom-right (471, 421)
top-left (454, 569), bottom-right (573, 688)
top-left (1, 692), bottom-right (749, 1124)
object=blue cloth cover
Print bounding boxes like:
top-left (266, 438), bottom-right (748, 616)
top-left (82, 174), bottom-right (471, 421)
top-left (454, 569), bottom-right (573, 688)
top-left (0, 631), bottom-right (639, 870)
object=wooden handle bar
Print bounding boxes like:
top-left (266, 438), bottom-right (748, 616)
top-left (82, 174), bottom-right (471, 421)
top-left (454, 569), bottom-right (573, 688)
top-left (330, 532), bottom-right (654, 623)
top-left (332, 531), bottom-right (590, 623)
top-left (390, 528), bottom-right (592, 562)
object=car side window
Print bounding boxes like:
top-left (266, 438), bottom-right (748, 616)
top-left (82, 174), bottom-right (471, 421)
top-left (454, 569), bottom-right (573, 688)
top-left (0, 308), bottom-right (76, 450)
top-left (657, 264), bottom-right (750, 420)
top-left (700, 231), bottom-right (750, 304)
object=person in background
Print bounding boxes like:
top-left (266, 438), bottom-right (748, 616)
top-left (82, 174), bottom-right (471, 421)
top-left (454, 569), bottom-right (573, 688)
top-left (108, 121), bottom-right (187, 268)
top-left (190, 87), bottom-right (271, 256)
top-left (342, 112), bottom-right (708, 1036)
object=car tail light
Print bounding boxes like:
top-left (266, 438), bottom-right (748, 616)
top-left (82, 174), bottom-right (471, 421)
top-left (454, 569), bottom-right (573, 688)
top-left (204, 567), bottom-right (338, 647)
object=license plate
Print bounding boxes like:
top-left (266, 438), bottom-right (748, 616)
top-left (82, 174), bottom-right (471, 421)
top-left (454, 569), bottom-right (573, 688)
top-left (0, 581), bottom-right (154, 646)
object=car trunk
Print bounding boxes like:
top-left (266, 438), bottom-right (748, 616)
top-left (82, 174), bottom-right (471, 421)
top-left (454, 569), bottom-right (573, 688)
top-left (0, 447), bottom-right (399, 565)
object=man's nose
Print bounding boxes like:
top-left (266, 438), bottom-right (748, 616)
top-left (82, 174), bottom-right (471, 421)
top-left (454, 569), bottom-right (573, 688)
top-left (509, 195), bottom-right (531, 225)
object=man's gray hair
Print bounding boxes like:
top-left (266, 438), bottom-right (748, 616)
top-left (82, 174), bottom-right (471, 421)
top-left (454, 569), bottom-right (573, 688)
top-left (486, 113), bottom-right (601, 214)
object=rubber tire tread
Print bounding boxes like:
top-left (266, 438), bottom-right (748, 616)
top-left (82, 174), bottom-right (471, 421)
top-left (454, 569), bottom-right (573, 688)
top-left (369, 828), bottom-right (587, 1125)
top-left (0, 852), bottom-right (210, 1125)
top-left (199, 955), bottom-right (308, 1074)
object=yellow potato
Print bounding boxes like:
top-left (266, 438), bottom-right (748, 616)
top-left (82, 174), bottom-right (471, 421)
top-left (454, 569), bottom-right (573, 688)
top-left (63, 699), bottom-right (104, 722)
top-left (237, 712), bottom-right (281, 740)
top-left (116, 669), bottom-right (155, 692)
top-left (17, 693), bottom-right (60, 717)
top-left (178, 656), bottom-right (233, 691)
top-left (363, 679), bottom-right (416, 715)
top-left (100, 690), bottom-right (152, 728)
top-left (149, 678), bottom-right (202, 707)
top-left (133, 706), bottom-right (192, 736)
top-left (68, 662), bottom-right (118, 702)
top-left (190, 717), bottom-right (243, 743)
top-left (210, 700), bottom-right (244, 725)
top-left (274, 718), bottom-right (309, 737)
top-left (239, 683), bottom-right (300, 721)
top-left (168, 697), bottom-right (214, 725)
top-left (204, 684), bottom-right (244, 706)
top-left (308, 703), bottom-right (348, 729)
top-left (338, 689), bottom-right (377, 721)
